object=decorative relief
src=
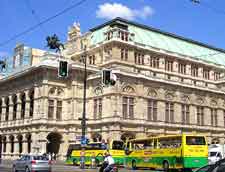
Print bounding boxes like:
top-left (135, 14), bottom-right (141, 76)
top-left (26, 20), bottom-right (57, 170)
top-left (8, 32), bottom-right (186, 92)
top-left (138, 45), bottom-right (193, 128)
top-left (48, 87), bottom-right (64, 97)
top-left (210, 99), bottom-right (217, 107)
top-left (181, 95), bottom-right (190, 103)
top-left (147, 89), bottom-right (157, 98)
top-left (165, 91), bottom-right (175, 101)
top-left (94, 86), bottom-right (103, 95)
top-left (122, 85), bottom-right (135, 94)
top-left (196, 97), bottom-right (204, 105)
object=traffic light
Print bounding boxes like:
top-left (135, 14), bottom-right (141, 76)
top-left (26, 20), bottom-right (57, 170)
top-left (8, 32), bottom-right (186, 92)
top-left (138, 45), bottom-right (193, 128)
top-left (58, 60), bottom-right (68, 78)
top-left (102, 69), bottom-right (117, 86)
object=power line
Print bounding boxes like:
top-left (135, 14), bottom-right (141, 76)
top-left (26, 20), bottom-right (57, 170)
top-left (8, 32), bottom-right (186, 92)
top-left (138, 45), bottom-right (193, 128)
top-left (0, 0), bottom-right (87, 47)
top-left (190, 0), bottom-right (225, 16)
top-left (24, 0), bottom-right (47, 34)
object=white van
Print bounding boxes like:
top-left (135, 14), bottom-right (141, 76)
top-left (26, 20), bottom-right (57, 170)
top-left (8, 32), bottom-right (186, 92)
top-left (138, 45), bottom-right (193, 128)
top-left (208, 144), bottom-right (225, 164)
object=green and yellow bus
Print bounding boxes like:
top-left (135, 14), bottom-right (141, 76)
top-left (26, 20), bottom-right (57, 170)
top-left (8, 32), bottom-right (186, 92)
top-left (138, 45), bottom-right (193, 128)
top-left (124, 134), bottom-right (208, 171)
top-left (66, 140), bottom-right (125, 166)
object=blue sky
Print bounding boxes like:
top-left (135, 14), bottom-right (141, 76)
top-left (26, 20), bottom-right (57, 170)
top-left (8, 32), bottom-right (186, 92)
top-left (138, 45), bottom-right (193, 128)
top-left (1, 0), bottom-right (225, 57)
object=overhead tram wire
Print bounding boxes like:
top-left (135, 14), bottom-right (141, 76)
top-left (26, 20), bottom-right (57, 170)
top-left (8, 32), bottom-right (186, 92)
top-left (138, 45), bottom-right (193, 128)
top-left (24, 0), bottom-right (47, 34)
top-left (0, 0), bottom-right (87, 47)
top-left (190, 0), bottom-right (225, 16)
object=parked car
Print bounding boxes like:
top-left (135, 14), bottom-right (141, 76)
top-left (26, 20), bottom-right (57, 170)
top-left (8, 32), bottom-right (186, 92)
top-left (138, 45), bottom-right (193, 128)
top-left (12, 155), bottom-right (52, 172)
top-left (195, 158), bottom-right (225, 172)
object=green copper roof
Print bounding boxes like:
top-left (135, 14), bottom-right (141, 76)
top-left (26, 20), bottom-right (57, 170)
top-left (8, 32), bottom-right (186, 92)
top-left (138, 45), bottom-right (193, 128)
top-left (90, 18), bottom-right (225, 67)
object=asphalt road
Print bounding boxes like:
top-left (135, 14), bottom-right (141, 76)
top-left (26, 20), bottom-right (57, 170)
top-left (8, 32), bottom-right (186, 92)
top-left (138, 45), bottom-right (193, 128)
top-left (0, 164), bottom-right (162, 172)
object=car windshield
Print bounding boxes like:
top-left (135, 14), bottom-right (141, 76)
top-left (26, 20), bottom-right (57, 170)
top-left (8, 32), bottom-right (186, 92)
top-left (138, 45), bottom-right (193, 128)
top-left (33, 156), bottom-right (49, 160)
top-left (209, 152), bottom-right (217, 157)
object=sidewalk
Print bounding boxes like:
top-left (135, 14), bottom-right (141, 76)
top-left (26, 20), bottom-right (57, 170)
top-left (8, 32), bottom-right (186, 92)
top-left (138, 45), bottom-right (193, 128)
top-left (0, 159), bottom-right (67, 167)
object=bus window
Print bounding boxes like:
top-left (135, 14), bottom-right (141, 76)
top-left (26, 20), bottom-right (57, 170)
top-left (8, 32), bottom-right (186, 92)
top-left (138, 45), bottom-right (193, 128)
top-left (153, 139), bottom-right (158, 149)
top-left (186, 136), bottom-right (206, 145)
top-left (112, 141), bottom-right (124, 150)
top-left (143, 139), bottom-right (153, 149)
top-left (66, 144), bottom-right (81, 157)
top-left (158, 137), bottom-right (181, 148)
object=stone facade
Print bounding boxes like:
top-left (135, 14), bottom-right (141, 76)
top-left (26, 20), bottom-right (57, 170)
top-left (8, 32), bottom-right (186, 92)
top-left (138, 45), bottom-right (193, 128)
top-left (1, 18), bottom-right (225, 160)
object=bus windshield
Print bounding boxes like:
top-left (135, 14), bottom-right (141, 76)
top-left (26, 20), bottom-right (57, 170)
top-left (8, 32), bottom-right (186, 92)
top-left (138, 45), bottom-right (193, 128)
top-left (186, 136), bottom-right (206, 145)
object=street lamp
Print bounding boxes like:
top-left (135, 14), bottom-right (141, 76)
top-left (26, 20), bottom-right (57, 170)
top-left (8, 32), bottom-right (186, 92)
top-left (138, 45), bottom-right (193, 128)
top-left (78, 42), bottom-right (88, 169)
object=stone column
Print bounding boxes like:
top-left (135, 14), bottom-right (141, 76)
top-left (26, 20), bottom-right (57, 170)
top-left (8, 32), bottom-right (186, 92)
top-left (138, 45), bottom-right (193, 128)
top-left (14, 138), bottom-right (19, 158)
top-left (204, 107), bottom-right (211, 126)
top-left (174, 103), bottom-right (181, 124)
top-left (190, 105), bottom-right (197, 125)
top-left (16, 96), bottom-right (22, 120)
top-left (25, 91), bottom-right (30, 118)
top-left (157, 101), bottom-right (165, 122)
top-left (22, 134), bottom-right (27, 154)
top-left (1, 98), bottom-right (6, 122)
top-left (8, 95), bottom-right (13, 121)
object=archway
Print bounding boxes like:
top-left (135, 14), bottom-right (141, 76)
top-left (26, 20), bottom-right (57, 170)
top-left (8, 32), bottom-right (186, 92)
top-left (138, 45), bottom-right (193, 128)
top-left (120, 132), bottom-right (135, 142)
top-left (9, 135), bottom-right (14, 153)
top-left (17, 135), bottom-right (23, 155)
top-left (46, 132), bottom-right (62, 155)
top-left (26, 134), bottom-right (32, 154)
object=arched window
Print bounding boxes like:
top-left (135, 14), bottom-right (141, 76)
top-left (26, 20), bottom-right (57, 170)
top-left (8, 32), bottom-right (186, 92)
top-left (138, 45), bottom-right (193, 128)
top-left (29, 90), bottom-right (34, 117)
top-left (27, 134), bottom-right (31, 153)
top-left (5, 97), bottom-right (9, 121)
top-left (13, 95), bottom-right (17, 120)
top-left (10, 135), bottom-right (14, 153)
top-left (18, 135), bottom-right (23, 155)
top-left (3, 136), bottom-right (6, 153)
top-left (21, 93), bottom-right (26, 119)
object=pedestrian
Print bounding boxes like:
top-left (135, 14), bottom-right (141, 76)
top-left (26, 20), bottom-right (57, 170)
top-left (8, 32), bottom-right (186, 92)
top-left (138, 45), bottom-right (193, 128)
top-left (91, 152), bottom-right (96, 169)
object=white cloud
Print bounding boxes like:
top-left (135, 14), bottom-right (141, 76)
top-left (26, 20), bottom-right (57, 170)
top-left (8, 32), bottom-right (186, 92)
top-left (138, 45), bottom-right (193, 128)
top-left (96, 3), bottom-right (154, 20)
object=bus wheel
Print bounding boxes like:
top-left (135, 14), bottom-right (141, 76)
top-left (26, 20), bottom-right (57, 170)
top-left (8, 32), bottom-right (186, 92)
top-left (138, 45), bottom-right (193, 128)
top-left (163, 161), bottom-right (169, 172)
top-left (73, 159), bottom-right (77, 166)
top-left (132, 160), bottom-right (137, 170)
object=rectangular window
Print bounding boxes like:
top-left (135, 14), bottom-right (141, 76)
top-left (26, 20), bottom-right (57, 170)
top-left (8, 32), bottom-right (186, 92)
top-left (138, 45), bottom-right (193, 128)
top-left (89, 55), bottom-right (95, 65)
top-left (191, 65), bottom-right (198, 77)
top-left (214, 72), bottom-right (220, 81)
top-left (203, 68), bottom-right (210, 80)
top-left (211, 108), bottom-right (217, 127)
top-left (165, 60), bottom-right (173, 72)
top-left (147, 99), bottom-right (157, 121)
top-left (93, 98), bottom-right (102, 119)
top-left (197, 106), bottom-right (204, 126)
top-left (121, 48), bottom-right (128, 61)
top-left (165, 102), bottom-right (174, 123)
top-left (119, 31), bottom-right (128, 41)
top-left (150, 56), bottom-right (159, 69)
top-left (182, 104), bottom-right (190, 124)
top-left (122, 97), bottom-right (134, 119)
top-left (56, 101), bottom-right (62, 120)
top-left (134, 52), bottom-right (144, 65)
top-left (178, 63), bottom-right (186, 74)
top-left (48, 100), bottom-right (54, 119)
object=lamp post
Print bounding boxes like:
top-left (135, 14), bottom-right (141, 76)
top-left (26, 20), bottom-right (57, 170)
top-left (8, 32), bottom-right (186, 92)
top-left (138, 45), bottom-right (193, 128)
top-left (81, 45), bottom-right (87, 142)
top-left (79, 44), bottom-right (87, 169)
